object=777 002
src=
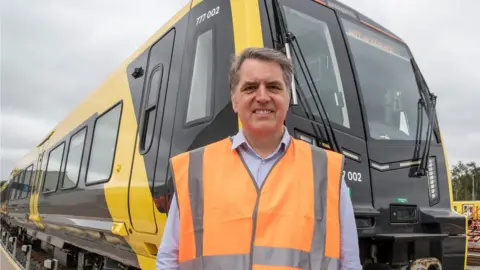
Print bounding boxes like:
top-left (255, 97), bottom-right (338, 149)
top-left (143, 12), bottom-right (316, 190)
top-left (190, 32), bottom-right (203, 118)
top-left (196, 6), bottom-right (220, 25)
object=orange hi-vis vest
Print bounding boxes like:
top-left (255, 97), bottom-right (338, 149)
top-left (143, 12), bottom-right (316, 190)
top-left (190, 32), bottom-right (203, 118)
top-left (170, 136), bottom-right (344, 270)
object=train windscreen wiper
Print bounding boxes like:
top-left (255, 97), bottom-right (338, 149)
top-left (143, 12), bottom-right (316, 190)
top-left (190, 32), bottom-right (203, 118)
top-left (271, 0), bottom-right (341, 153)
top-left (411, 58), bottom-right (437, 176)
top-left (413, 98), bottom-right (424, 170)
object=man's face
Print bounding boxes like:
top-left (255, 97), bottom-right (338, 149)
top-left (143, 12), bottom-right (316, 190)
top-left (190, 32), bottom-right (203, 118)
top-left (232, 58), bottom-right (290, 136)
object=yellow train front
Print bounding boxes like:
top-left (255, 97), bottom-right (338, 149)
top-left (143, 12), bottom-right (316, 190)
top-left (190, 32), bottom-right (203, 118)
top-left (0, 0), bottom-right (467, 269)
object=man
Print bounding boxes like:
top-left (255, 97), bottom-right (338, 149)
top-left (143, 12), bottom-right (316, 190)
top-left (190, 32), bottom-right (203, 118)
top-left (156, 47), bottom-right (362, 269)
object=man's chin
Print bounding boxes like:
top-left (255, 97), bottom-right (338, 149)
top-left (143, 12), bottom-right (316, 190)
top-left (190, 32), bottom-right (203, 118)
top-left (244, 123), bottom-right (281, 135)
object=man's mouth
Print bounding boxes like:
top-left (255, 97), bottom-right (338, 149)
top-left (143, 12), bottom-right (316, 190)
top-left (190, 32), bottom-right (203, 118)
top-left (253, 109), bottom-right (274, 115)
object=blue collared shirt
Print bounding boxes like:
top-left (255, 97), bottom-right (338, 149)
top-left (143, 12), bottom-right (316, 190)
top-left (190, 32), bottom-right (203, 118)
top-left (156, 128), bottom-right (362, 269)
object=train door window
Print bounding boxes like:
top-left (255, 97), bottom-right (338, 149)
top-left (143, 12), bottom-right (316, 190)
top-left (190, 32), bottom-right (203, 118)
top-left (32, 151), bottom-right (45, 193)
top-left (63, 127), bottom-right (87, 189)
top-left (140, 65), bottom-right (164, 152)
top-left (86, 103), bottom-right (122, 185)
top-left (43, 142), bottom-right (65, 193)
top-left (185, 29), bottom-right (214, 124)
top-left (21, 165), bottom-right (34, 199)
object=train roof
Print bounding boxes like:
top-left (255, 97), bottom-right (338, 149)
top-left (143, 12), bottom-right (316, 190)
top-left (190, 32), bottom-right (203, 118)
top-left (9, 0), bottom-right (404, 174)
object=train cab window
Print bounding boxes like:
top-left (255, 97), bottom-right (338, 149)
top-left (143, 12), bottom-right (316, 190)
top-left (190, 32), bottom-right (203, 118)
top-left (283, 5), bottom-right (350, 129)
top-left (86, 103), bottom-right (122, 185)
top-left (340, 18), bottom-right (428, 141)
top-left (185, 29), bottom-right (214, 124)
top-left (43, 142), bottom-right (65, 193)
top-left (63, 128), bottom-right (87, 189)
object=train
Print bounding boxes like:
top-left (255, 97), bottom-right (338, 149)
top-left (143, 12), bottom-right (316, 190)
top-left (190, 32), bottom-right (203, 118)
top-left (0, 0), bottom-right (468, 269)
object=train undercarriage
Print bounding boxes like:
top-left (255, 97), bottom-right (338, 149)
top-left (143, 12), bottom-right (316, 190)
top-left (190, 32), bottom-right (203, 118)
top-left (1, 213), bottom-right (463, 270)
top-left (0, 217), bottom-right (139, 270)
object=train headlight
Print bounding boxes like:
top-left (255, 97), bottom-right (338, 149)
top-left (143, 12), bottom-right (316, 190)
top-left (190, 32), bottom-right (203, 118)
top-left (427, 157), bottom-right (439, 205)
top-left (295, 131), bottom-right (318, 146)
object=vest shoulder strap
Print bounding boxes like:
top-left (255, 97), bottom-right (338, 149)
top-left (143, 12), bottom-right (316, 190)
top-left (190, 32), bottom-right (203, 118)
top-left (169, 137), bottom-right (233, 194)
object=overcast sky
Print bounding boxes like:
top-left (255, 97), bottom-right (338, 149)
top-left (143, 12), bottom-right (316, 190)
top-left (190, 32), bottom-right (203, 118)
top-left (1, 0), bottom-right (478, 180)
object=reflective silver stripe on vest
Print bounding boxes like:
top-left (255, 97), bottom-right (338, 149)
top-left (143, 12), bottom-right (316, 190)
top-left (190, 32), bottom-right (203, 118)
top-left (188, 147), bottom-right (205, 258)
top-left (309, 145), bottom-right (341, 270)
top-left (326, 257), bottom-right (340, 269)
top-left (309, 145), bottom-right (328, 269)
top-left (253, 246), bottom-right (309, 268)
top-left (179, 246), bottom-right (309, 270)
top-left (180, 254), bottom-right (249, 270)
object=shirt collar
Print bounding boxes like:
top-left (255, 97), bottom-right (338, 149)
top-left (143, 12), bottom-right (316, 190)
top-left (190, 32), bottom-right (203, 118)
top-left (231, 126), bottom-right (291, 154)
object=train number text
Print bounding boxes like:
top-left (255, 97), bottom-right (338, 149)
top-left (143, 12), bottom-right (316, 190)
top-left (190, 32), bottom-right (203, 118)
top-left (342, 170), bottom-right (362, 182)
top-left (196, 6), bottom-right (220, 25)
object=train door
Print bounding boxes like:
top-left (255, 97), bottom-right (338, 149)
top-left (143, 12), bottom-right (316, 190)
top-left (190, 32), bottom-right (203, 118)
top-left (30, 142), bottom-right (48, 226)
top-left (128, 28), bottom-right (176, 234)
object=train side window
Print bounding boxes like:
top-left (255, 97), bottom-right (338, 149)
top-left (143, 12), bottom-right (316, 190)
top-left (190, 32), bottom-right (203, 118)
top-left (43, 142), bottom-right (65, 193)
top-left (63, 127), bottom-right (87, 189)
top-left (21, 164), bottom-right (34, 199)
top-left (15, 171), bottom-right (26, 200)
top-left (17, 166), bottom-right (30, 199)
top-left (18, 170), bottom-right (28, 199)
top-left (9, 175), bottom-right (19, 200)
top-left (185, 29), bottom-right (214, 124)
top-left (86, 103), bottom-right (122, 185)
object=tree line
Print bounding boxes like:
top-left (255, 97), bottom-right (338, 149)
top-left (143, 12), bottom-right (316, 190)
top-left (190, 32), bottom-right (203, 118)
top-left (451, 161), bottom-right (480, 201)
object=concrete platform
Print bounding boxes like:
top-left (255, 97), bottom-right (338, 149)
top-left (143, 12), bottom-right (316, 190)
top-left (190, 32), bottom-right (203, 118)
top-left (0, 246), bottom-right (21, 270)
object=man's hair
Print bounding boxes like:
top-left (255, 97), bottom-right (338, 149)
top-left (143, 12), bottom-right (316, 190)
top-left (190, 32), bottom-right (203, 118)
top-left (229, 47), bottom-right (293, 95)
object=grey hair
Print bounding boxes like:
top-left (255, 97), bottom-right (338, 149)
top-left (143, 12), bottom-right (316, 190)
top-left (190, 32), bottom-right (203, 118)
top-left (229, 47), bottom-right (293, 95)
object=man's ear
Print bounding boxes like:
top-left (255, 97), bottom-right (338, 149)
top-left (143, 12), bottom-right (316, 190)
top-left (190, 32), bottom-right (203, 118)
top-left (231, 94), bottom-right (238, 113)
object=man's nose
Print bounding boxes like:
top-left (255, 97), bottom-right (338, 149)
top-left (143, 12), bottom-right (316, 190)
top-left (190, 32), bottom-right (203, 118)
top-left (255, 85), bottom-right (270, 102)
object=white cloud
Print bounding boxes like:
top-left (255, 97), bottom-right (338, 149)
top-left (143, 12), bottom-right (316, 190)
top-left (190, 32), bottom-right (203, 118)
top-left (2, 112), bottom-right (56, 145)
